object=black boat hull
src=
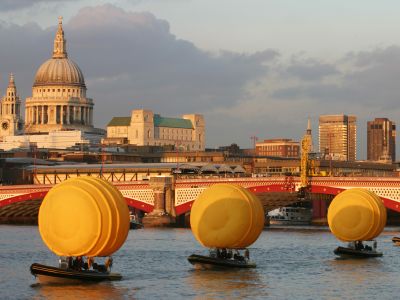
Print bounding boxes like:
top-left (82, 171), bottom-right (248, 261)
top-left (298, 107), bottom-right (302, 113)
top-left (188, 254), bottom-right (256, 268)
top-left (130, 222), bottom-right (143, 229)
top-left (30, 263), bottom-right (122, 282)
top-left (334, 246), bottom-right (382, 258)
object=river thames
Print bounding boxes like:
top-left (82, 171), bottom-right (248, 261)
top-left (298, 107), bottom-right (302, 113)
top-left (1, 225), bottom-right (399, 299)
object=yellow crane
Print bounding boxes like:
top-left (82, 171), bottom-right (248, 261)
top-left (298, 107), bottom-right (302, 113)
top-left (300, 119), bottom-right (313, 190)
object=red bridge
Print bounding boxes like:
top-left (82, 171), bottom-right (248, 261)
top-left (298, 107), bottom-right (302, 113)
top-left (1, 176), bottom-right (400, 223)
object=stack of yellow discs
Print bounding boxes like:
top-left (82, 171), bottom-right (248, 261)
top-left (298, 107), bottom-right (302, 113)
top-left (38, 177), bottom-right (130, 257)
top-left (190, 184), bottom-right (265, 248)
top-left (328, 188), bottom-right (386, 242)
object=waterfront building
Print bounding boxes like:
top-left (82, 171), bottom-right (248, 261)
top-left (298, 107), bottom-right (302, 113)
top-left (255, 138), bottom-right (300, 158)
top-left (0, 74), bottom-right (23, 138)
top-left (24, 17), bottom-right (96, 134)
top-left (0, 130), bottom-right (102, 151)
top-left (107, 109), bottom-right (205, 151)
top-left (367, 118), bottom-right (396, 162)
top-left (319, 114), bottom-right (357, 161)
top-left (0, 17), bottom-right (104, 151)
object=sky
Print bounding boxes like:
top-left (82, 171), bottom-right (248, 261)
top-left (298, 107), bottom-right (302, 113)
top-left (1, 0), bottom-right (400, 159)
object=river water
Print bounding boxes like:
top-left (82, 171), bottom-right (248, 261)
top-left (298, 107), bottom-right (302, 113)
top-left (1, 225), bottom-right (400, 299)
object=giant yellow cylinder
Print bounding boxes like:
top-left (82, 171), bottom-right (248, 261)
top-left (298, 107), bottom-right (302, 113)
top-left (328, 188), bottom-right (386, 242)
top-left (38, 176), bottom-right (130, 257)
top-left (190, 184), bottom-right (265, 249)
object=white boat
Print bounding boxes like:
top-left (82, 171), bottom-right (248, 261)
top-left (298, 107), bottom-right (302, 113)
top-left (129, 214), bottom-right (143, 229)
top-left (268, 206), bottom-right (312, 225)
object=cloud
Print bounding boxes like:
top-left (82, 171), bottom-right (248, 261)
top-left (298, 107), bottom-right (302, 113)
top-left (1, 4), bottom-right (400, 157)
top-left (0, 4), bottom-right (278, 146)
top-left (64, 4), bottom-right (278, 118)
top-left (285, 60), bottom-right (339, 81)
top-left (0, 0), bottom-right (80, 12)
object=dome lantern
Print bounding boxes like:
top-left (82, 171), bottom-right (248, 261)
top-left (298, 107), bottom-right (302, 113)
top-left (32, 17), bottom-right (85, 88)
top-left (53, 16), bottom-right (67, 59)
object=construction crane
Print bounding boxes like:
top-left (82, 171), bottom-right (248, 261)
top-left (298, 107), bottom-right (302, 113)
top-left (300, 119), bottom-right (313, 196)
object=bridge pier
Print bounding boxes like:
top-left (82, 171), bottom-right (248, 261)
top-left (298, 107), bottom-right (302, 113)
top-left (311, 194), bottom-right (333, 225)
top-left (142, 176), bottom-right (176, 227)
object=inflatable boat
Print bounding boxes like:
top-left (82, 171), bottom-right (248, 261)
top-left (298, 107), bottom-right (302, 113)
top-left (392, 236), bottom-right (400, 244)
top-left (333, 246), bottom-right (383, 258)
top-left (188, 254), bottom-right (256, 268)
top-left (30, 263), bottom-right (122, 282)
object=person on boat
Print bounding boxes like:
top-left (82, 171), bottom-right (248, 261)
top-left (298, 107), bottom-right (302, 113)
top-left (67, 256), bottom-right (73, 269)
top-left (87, 257), bottom-right (94, 270)
top-left (244, 249), bottom-right (250, 261)
top-left (355, 241), bottom-right (364, 251)
top-left (373, 240), bottom-right (377, 250)
top-left (216, 248), bottom-right (221, 258)
top-left (233, 250), bottom-right (244, 261)
top-left (73, 256), bottom-right (85, 271)
top-left (220, 248), bottom-right (227, 259)
top-left (105, 257), bottom-right (113, 271)
top-left (209, 248), bottom-right (217, 258)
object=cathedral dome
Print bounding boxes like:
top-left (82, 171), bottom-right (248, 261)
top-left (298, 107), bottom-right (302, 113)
top-left (33, 16), bottom-right (85, 88)
top-left (33, 58), bottom-right (85, 87)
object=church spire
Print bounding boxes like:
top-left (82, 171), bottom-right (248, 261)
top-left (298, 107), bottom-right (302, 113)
top-left (53, 16), bottom-right (67, 58)
top-left (306, 117), bottom-right (312, 135)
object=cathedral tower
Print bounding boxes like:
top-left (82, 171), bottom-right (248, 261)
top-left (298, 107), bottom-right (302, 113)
top-left (0, 74), bottom-right (23, 137)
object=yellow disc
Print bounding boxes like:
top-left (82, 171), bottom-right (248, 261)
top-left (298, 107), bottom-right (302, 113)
top-left (360, 189), bottom-right (386, 241)
top-left (39, 184), bottom-right (102, 256)
top-left (234, 187), bottom-right (265, 248)
top-left (38, 176), bottom-right (130, 257)
top-left (358, 189), bottom-right (380, 241)
top-left (190, 184), bottom-right (264, 248)
top-left (376, 194), bottom-right (387, 238)
top-left (328, 188), bottom-right (384, 242)
top-left (91, 177), bottom-right (130, 255)
top-left (72, 178), bottom-right (113, 257)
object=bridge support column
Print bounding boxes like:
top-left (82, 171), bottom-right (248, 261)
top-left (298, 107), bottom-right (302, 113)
top-left (311, 194), bottom-right (330, 225)
top-left (142, 176), bottom-right (175, 227)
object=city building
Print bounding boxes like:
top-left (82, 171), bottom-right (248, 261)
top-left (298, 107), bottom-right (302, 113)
top-left (0, 17), bottom-right (104, 151)
top-left (367, 118), bottom-right (396, 162)
top-left (255, 139), bottom-right (300, 158)
top-left (107, 109), bottom-right (205, 151)
top-left (253, 157), bottom-right (395, 177)
top-left (319, 114), bottom-right (357, 161)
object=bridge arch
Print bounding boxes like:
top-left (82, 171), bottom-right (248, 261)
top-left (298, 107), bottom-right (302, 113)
top-left (175, 184), bottom-right (300, 216)
top-left (310, 185), bottom-right (400, 213)
top-left (125, 198), bottom-right (153, 213)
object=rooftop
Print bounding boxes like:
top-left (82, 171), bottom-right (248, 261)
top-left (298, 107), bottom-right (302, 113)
top-left (154, 114), bottom-right (193, 129)
top-left (107, 117), bottom-right (131, 127)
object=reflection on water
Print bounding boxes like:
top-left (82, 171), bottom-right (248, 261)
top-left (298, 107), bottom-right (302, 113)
top-left (1, 226), bottom-right (400, 299)
top-left (31, 282), bottom-right (130, 300)
top-left (187, 268), bottom-right (268, 299)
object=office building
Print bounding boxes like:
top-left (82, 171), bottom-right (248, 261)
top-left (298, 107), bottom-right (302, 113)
top-left (319, 114), bottom-right (357, 161)
top-left (367, 118), bottom-right (396, 162)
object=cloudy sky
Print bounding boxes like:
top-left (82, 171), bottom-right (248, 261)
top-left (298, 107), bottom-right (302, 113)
top-left (1, 0), bottom-right (400, 158)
